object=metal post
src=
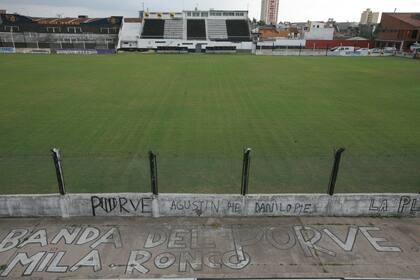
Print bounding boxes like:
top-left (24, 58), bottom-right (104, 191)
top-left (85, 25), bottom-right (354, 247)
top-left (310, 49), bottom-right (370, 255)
top-left (241, 148), bottom-right (252, 196)
top-left (299, 44), bottom-right (302, 56)
top-left (327, 148), bottom-right (345, 196)
top-left (326, 45), bottom-right (329, 56)
top-left (149, 151), bottom-right (158, 195)
top-left (51, 148), bottom-right (66, 195)
top-left (10, 29), bottom-right (15, 49)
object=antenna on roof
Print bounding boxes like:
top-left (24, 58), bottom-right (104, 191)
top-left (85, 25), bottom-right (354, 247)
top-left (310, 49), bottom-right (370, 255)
top-left (394, 8), bottom-right (397, 13)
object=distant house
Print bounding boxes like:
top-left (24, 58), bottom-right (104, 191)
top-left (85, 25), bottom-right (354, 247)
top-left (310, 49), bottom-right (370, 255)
top-left (375, 13), bottom-right (420, 50)
top-left (304, 21), bottom-right (334, 40)
top-left (258, 26), bottom-right (289, 41)
top-left (335, 22), bottom-right (360, 39)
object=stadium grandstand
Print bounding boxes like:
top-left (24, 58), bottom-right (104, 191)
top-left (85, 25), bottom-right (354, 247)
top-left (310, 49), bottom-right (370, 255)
top-left (0, 12), bottom-right (122, 53)
top-left (118, 9), bottom-right (253, 53)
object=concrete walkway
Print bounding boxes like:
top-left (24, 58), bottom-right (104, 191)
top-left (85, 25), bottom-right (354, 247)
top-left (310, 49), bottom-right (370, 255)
top-left (0, 217), bottom-right (419, 279)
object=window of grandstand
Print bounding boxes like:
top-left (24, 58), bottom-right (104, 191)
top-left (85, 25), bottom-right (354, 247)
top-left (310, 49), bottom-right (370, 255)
top-left (201, 12), bottom-right (209, 17)
top-left (38, 43), bottom-right (50, 48)
top-left (100, 27), bottom-right (119, 34)
top-left (61, 43), bottom-right (74, 49)
top-left (157, 46), bottom-right (188, 51)
top-left (210, 12), bottom-right (223, 16)
top-left (206, 46), bottom-right (236, 51)
top-left (67, 27), bottom-right (82, 33)
top-left (193, 12), bottom-right (200, 17)
top-left (3, 26), bottom-right (19, 32)
top-left (46, 27), bottom-right (61, 33)
top-left (223, 12), bottom-right (235, 16)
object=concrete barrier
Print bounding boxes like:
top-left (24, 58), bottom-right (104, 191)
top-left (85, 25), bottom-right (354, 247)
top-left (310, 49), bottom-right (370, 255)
top-left (0, 193), bottom-right (418, 218)
top-left (15, 48), bottom-right (51, 54)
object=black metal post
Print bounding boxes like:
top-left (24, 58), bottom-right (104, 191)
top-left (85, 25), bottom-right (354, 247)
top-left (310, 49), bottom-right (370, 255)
top-left (326, 45), bottom-right (329, 56)
top-left (51, 148), bottom-right (66, 195)
top-left (299, 44), bottom-right (302, 56)
top-left (149, 151), bottom-right (158, 195)
top-left (327, 148), bottom-right (345, 196)
top-left (241, 148), bottom-right (252, 196)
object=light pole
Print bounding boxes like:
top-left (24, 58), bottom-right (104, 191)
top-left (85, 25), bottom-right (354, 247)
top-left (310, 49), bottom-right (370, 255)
top-left (10, 28), bottom-right (15, 49)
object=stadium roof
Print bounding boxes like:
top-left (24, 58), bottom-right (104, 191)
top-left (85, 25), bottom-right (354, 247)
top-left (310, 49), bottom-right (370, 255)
top-left (0, 13), bottom-right (122, 26)
top-left (385, 13), bottom-right (420, 27)
top-left (124, 18), bottom-right (142, 23)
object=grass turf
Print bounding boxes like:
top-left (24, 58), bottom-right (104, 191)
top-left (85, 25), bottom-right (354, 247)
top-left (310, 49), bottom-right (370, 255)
top-left (0, 54), bottom-right (419, 194)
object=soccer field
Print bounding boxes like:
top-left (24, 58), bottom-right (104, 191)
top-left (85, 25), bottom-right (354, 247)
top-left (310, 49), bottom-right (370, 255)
top-left (0, 54), bottom-right (419, 194)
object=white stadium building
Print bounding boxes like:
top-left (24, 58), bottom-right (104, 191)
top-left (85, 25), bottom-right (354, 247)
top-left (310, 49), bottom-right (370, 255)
top-left (117, 9), bottom-right (253, 53)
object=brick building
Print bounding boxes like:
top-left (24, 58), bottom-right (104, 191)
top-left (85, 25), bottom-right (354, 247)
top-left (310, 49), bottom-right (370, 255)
top-left (375, 13), bottom-right (420, 50)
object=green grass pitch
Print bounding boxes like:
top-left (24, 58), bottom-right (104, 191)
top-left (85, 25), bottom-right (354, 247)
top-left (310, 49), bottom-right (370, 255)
top-left (0, 54), bottom-right (419, 194)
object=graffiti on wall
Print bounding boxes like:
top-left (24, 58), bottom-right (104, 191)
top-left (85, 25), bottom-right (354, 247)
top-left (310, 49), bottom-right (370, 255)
top-left (0, 224), bottom-right (406, 277)
top-left (89, 195), bottom-right (419, 217)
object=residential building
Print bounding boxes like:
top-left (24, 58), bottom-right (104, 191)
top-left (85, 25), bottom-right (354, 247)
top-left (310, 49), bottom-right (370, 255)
top-left (260, 0), bottom-right (279, 25)
top-left (360, 9), bottom-right (380, 25)
top-left (375, 13), bottom-right (420, 50)
top-left (304, 21), bottom-right (334, 40)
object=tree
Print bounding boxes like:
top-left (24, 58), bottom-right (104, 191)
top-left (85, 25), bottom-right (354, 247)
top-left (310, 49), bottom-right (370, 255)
top-left (257, 20), bottom-right (266, 26)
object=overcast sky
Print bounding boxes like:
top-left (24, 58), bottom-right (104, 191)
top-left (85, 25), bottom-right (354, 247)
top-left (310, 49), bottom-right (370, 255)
top-left (1, 0), bottom-right (420, 22)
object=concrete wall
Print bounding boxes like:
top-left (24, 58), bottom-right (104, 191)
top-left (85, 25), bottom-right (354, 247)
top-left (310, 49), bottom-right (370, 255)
top-left (0, 193), bottom-right (418, 218)
top-left (304, 28), bottom-right (334, 40)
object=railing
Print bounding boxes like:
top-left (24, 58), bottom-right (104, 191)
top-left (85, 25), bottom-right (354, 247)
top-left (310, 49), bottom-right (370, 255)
top-left (1, 147), bottom-right (418, 196)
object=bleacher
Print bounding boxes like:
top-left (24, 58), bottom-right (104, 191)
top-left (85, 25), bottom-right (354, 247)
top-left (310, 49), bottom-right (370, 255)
top-left (207, 19), bottom-right (228, 41)
top-left (0, 13), bottom-right (122, 51)
top-left (141, 19), bottom-right (165, 39)
top-left (226, 20), bottom-right (251, 42)
top-left (164, 19), bottom-right (183, 39)
top-left (187, 19), bottom-right (206, 40)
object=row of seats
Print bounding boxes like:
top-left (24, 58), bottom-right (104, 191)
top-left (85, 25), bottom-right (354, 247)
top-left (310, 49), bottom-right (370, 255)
top-left (226, 20), bottom-right (251, 42)
top-left (141, 19), bottom-right (165, 39)
top-left (163, 19), bottom-right (183, 39)
top-left (187, 19), bottom-right (206, 40)
top-left (141, 19), bottom-right (250, 41)
top-left (207, 19), bottom-right (228, 41)
top-left (0, 41), bottom-right (115, 49)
